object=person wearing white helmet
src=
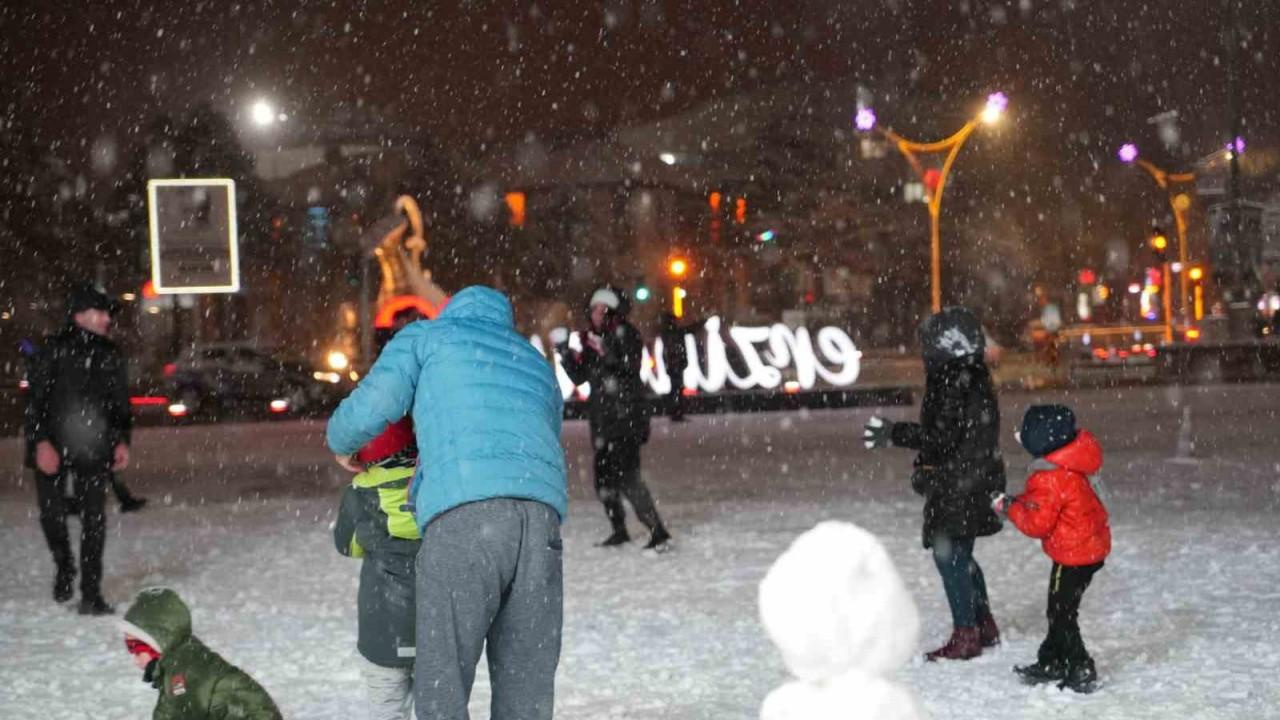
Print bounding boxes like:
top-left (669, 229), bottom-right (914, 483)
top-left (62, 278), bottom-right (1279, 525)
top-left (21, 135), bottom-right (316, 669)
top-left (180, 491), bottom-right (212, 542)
top-left (560, 286), bottom-right (671, 551)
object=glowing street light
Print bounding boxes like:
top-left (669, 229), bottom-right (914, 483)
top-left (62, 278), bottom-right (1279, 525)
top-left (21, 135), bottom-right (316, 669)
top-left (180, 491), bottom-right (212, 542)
top-left (854, 108), bottom-right (877, 132)
top-left (251, 100), bottom-right (277, 127)
top-left (980, 92), bottom-right (1008, 125)
top-left (854, 91), bottom-right (1009, 312)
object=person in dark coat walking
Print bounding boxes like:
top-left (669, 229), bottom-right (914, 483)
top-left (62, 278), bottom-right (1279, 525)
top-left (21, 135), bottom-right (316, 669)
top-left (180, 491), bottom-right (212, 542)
top-left (24, 282), bottom-right (135, 614)
top-left (19, 340), bottom-right (146, 516)
top-left (560, 286), bottom-right (671, 550)
top-left (863, 306), bottom-right (1006, 661)
top-left (659, 311), bottom-right (689, 421)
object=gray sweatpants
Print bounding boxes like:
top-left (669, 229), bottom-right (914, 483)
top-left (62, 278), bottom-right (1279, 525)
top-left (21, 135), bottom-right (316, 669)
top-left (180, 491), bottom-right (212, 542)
top-left (414, 499), bottom-right (563, 720)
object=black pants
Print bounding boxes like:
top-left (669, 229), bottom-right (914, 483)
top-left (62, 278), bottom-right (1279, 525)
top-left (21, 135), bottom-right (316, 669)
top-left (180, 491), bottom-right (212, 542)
top-left (593, 437), bottom-right (664, 535)
top-left (35, 466), bottom-right (110, 599)
top-left (666, 374), bottom-right (686, 420)
top-left (1039, 561), bottom-right (1104, 669)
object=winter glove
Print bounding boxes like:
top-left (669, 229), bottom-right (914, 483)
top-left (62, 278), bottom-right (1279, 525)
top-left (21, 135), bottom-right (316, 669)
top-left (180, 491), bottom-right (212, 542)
top-left (990, 492), bottom-right (1016, 515)
top-left (863, 416), bottom-right (894, 449)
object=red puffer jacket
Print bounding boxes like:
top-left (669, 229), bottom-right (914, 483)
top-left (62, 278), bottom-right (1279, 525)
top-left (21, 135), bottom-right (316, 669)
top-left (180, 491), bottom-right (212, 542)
top-left (1008, 430), bottom-right (1111, 566)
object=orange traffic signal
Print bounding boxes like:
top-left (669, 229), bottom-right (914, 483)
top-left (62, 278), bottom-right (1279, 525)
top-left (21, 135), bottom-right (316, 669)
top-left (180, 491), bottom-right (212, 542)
top-left (1188, 266), bottom-right (1204, 282)
top-left (1150, 232), bottom-right (1168, 253)
top-left (668, 257), bottom-right (689, 278)
top-left (504, 192), bottom-right (527, 228)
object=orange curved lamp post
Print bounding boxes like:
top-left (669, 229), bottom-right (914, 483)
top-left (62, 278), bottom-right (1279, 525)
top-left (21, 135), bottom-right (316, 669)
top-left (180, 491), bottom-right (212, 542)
top-left (856, 92), bottom-right (1008, 313)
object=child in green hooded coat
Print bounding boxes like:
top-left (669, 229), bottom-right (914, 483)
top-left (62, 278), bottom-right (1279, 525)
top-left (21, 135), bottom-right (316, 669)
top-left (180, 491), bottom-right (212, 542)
top-left (121, 587), bottom-right (281, 720)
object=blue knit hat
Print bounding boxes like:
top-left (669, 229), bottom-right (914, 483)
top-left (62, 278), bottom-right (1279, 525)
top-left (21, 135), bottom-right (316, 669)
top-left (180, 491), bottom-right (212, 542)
top-left (1019, 405), bottom-right (1078, 457)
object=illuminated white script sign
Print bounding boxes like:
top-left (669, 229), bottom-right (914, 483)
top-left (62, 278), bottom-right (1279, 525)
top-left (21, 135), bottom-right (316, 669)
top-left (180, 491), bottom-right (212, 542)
top-left (530, 316), bottom-right (861, 401)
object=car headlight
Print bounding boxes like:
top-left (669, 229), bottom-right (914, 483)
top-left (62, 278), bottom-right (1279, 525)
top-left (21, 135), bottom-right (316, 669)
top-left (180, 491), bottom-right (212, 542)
top-left (326, 350), bottom-right (350, 371)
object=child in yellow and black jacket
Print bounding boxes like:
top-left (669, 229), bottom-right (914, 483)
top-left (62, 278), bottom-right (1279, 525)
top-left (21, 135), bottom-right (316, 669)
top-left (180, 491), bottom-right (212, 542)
top-left (333, 416), bottom-right (421, 720)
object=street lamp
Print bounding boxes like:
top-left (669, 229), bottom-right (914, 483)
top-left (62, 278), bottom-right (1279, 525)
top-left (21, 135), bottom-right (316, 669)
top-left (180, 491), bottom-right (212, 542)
top-left (856, 91), bottom-right (1008, 312)
top-left (249, 99), bottom-right (288, 128)
top-left (251, 100), bottom-right (276, 127)
top-left (1117, 143), bottom-right (1196, 326)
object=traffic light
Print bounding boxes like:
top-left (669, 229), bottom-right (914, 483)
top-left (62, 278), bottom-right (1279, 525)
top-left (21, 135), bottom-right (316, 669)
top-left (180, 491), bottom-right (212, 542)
top-left (1188, 265), bottom-right (1205, 320)
top-left (504, 192), bottom-right (526, 228)
top-left (634, 282), bottom-right (652, 303)
top-left (1150, 227), bottom-right (1169, 262)
top-left (672, 286), bottom-right (687, 318)
top-left (668, 257), bottom-right (689, 279)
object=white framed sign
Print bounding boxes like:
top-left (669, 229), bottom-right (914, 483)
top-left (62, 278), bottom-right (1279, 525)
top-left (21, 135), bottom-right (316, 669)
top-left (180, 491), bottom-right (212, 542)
top-left (147, 178), bottom-right (240, 294)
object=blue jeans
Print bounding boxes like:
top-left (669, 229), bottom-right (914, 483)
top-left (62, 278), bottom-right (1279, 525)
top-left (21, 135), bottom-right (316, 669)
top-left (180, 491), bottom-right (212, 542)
top-left (931, 536), bottom-right (991, 628)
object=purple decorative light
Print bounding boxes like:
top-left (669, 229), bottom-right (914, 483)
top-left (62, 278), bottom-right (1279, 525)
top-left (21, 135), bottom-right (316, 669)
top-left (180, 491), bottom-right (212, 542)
top-left (1117, 143), bottom-right (1139, 163)
top-left (985, 91), bottom-right (1009, 114)
top-left (1232, 136), bottom-right (1246, 154)
top-left (854, 108), bottom-right (877, 132)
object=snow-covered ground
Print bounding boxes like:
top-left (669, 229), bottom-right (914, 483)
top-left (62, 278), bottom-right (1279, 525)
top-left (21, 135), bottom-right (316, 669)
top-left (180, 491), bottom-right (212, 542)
top-left (2, 384), bottom-right (1279, 719)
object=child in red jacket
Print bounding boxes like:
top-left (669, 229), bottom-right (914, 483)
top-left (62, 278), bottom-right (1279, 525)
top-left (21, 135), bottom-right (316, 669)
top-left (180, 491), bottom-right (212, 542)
top-left (993, 404), bottom-right (1110, 693)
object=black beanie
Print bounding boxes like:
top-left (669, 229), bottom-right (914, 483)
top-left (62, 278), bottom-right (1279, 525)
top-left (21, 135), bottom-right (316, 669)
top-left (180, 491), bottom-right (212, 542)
top-left (66, 282), bottom-right (119, 318)
top-left (1020, 404), bottom-right (1078, 457)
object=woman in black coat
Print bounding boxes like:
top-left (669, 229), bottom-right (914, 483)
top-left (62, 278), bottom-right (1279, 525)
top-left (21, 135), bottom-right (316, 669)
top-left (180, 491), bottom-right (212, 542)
top-left (560, 286), bottom-right (671, 551)
top-left (864, 307), bottom-right (1006, 661)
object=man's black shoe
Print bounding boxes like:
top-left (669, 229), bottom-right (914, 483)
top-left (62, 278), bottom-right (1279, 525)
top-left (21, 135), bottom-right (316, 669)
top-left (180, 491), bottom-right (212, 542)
top-left (643, 527), bottom-right (672, 552)
top-left (1014, 661), bottom-right (1067, 686)
top-left (597, 530), bottom-right (631, 547)
top-left (120, 496), bottom-right (148, 513)
top-left (77, 596), bottom-right (115, 616)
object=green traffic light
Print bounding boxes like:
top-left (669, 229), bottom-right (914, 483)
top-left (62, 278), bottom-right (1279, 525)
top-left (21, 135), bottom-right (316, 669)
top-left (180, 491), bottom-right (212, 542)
top-left (634, 286), bottom-right (651, 302)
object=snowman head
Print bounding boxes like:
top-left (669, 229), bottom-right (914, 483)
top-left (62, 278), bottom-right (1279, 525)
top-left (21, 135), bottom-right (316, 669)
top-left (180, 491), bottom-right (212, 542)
top-left (758, 521), bottom-right (919, 681)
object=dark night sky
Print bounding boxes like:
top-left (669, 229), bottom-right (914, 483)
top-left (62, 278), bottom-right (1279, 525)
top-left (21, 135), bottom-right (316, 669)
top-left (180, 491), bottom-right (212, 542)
top-left (3, 0), bottom-right (1277, 166)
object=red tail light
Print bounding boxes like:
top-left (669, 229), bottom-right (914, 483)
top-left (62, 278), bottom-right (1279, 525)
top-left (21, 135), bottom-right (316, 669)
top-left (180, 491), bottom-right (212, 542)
top-left (130, 396), bottom-right (169, 406)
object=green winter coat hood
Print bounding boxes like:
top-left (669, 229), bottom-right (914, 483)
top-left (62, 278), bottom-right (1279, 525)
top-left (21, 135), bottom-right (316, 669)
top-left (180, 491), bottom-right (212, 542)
top-left (122, 587), bottom-right (192, 653)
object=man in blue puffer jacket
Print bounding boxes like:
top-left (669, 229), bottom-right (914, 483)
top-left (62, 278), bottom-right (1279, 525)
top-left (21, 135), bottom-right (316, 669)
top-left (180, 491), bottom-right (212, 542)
top-left (327, 286), bottom-right (568, 720)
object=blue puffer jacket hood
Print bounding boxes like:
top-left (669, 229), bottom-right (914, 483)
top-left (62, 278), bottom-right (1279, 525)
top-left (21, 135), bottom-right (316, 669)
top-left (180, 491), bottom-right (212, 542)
top-left (439, 285), bottom-right (515, 325)
top-left (326, 286), bottom-right (568, 531)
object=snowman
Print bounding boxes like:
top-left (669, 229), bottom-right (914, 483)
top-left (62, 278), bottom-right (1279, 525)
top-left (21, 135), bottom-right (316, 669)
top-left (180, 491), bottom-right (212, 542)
top-left (759, 521), bottom-right (925, 720)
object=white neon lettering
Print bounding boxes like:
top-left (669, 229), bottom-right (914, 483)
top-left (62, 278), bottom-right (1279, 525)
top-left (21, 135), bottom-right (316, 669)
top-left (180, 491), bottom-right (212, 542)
top-left (728, 324), bottom-right (782, 389)
top-left (535, 320), bottom-right (861, 401)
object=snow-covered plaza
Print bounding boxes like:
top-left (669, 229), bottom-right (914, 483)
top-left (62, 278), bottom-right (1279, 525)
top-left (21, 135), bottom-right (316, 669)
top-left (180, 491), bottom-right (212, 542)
top-left (2, 383), bottom-right (1278, 719)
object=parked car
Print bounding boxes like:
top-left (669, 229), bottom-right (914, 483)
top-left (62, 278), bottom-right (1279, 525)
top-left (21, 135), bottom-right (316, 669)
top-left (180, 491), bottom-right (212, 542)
top-left (166, 343), bottom-right (344, 419)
